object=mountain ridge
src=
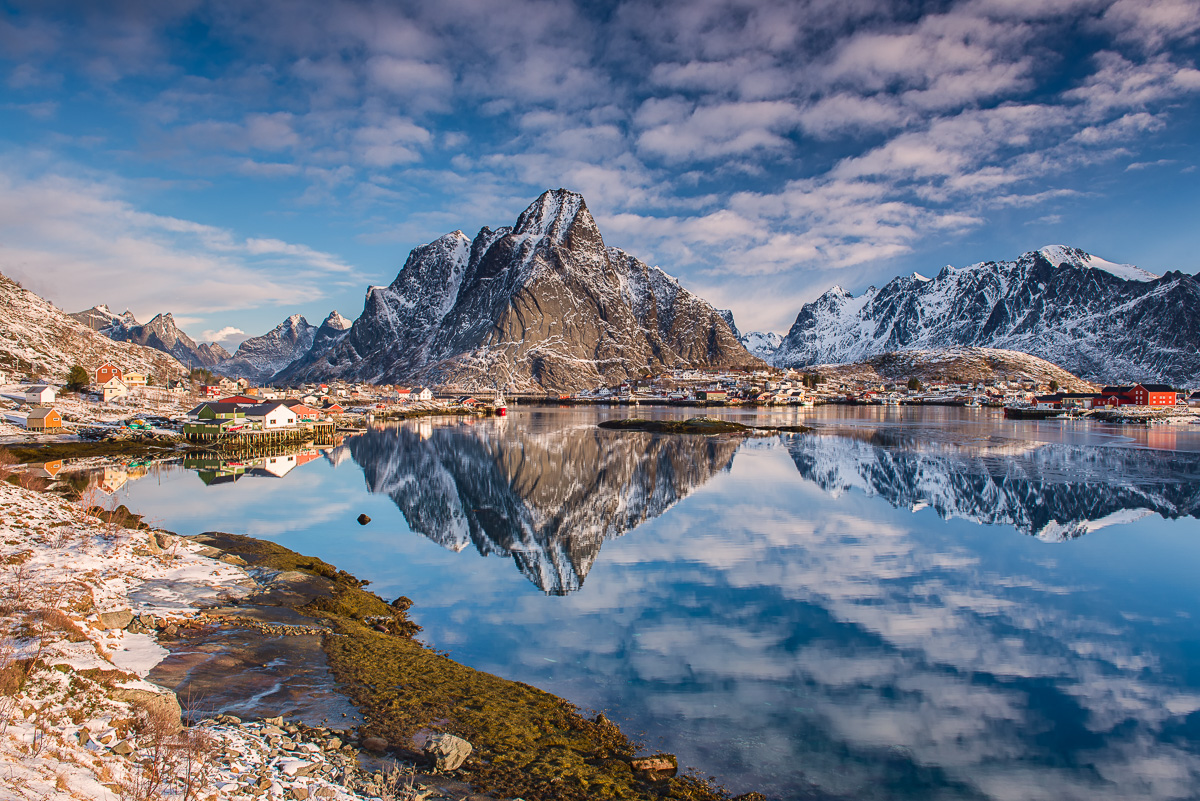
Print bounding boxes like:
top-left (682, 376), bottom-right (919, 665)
top-left (771, 245), bottom-right (1199, 385)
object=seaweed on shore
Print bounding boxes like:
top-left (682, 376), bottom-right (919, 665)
top-left (193, 532), bottom-right (732, 801)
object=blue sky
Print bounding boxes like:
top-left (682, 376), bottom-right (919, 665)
top-left (1, 0), bottom-right (1198, 346)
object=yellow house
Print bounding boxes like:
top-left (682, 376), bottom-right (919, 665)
top-left (124, 372), bottom-right (146, 387)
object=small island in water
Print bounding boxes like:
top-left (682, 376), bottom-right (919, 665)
top-left (599, 416), bottom-right (812, 434)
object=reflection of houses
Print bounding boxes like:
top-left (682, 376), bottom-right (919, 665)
top-left (99, 466), bottom-right (128, 494)
top-left (29, 460), bottom-right (63, 479)
top-left (254, 454), bottom-right (298, 478)
top-left (185, 448), bottom-right (322, 483)
top-left (184, 456), bottom-right (247, 486)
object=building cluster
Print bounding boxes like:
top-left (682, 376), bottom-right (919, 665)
top-left (1033, 384), bottom-right (1185, 410)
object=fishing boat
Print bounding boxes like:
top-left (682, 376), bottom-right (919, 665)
top-left (493, 389), bottom-right (507, 416)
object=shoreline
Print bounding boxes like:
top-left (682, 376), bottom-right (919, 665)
top-left (0, 476), bottom-right (747, 801)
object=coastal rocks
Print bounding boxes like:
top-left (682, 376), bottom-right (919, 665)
top-left (423, 733), bottom-right (472, 771)
top-left (360, 736), bottom-right (389, 753)
top-left (97, 609), bottom-right (134, 629)
top-left (356, 514), bottom-right (371, 525)
top-left (110, 686), bottom-right (183, 733)
top-left (631, 754), bottom-right (678, 778)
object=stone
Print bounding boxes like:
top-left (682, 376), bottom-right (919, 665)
top-left (110, 687), bottom-right (183, 733)
top-left (314, 788), bottom-right (336, 799)
top-left (356, 514), bottom-right (371, 525)
top-left (111, 740), bottom-right (134, 756)
top-left (138, 613), bottom-right (156, 628)
top-left (631, 754), bottom-right (678, 777)
top-left (423, 733), bottom-right (472, 771)
top-left (126, 621), bottom-right (151, 635)
top-left (288, 787), bottom-right (309, 800)
top-left (360, 736), bottom-right (388, 753)
top-left (76, 729), bottom-right (91, 746)
top-left (97, 610), bottom-right (134, 630)
top-left (263, 716), bottom-right (285, 727)
top-left (324, 737), bottom-right (342, 751)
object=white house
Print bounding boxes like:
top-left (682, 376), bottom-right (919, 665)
top-left (244, 401), bottom-right (297, 430)
top-left (101, 377), bottom-right (128, 402)
top-left (412, 387), bottom-right (433, 402)
top-left (25, 385), bottom-right (56, 404)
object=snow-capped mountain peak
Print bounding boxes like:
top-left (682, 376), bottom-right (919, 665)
top-left (1037, 245), bottom-right (1158, 282)
top-left (322, 310), bottom-right (352, 331)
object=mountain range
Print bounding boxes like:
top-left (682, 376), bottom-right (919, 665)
top-left (1, 275), bottom-right (189, 382)
top-left (770, 245), bottom-right (1200, 386)
top-left (69, 307), bottom-right (232, 369)
top-left (63, 191), bottom-right (1197, 389)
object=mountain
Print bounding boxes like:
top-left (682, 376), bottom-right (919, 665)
top-left (740, 331), bottom-right (782, 360)
top-left (784, 429), bottom-right (1200, 541)
top-left (274, 189), bottom-right (762, 390)
top-left (346, 417), bottom-right (739, 594)
top-left (77, 309), bottom-right (229, 369)
top-left (0, 272), bottom-right (189, 382)
top-left (70, 304), bottom-right (138, 332)
top-left (214, 314), bottom-right (318, 383)
top-left (773, 246), bottom-right (1200, 385)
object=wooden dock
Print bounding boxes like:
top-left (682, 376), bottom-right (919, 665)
top-left (183, 421), bottom-right (337, 449)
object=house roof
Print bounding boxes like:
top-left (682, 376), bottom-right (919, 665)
top-left (1100, 386), bottom-right (1135, 394)
top-left (243, 401), bottom-right (292, 417)
top-left (26, 385), bottom-right (53, 393)
top-left (27, 407), bottom-right (59, 422)
top-left (188, 402), bottom-right (245, 416)
top-left (217, 395), bottom-right (260, 404)
top-left (1137, 384), bottom-right (1175, 392)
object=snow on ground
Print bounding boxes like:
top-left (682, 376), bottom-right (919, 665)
top-left (0, 480), bottom-right (386, 801)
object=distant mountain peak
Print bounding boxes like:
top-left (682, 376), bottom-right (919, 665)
top-left (513, 188), bottom-right (597, 246)
top-left (1036, 244), bottom-right (1158, 282)
top-left (322, 310), bottom-right (352, 330)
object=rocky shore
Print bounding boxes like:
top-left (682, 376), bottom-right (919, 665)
top-left (0, 475), bottom-right (752, 801)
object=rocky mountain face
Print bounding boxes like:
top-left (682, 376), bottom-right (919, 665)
top-left (773, 246), bottom-right (1200, 385)
top-left (345, 417), bottom-right (739, 594)
top-left (1, 272), bottom-right (189, 382)
top-left (74, 308), bottom-right (229, 369)
top-left (215, 314), bottom-right (320, 383)
top-left (275, 189), bottom-right (762, 390)
top-left (785, 429), bottom-right (1200, 541)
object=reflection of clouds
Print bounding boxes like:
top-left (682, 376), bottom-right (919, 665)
top-left (118, 425), bottom-right (1200, 800)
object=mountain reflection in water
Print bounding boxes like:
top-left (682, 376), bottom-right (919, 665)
top-left (785, 428), bottom-right (1200, 540)
top-left (346, 419), bottom-right (740, 594)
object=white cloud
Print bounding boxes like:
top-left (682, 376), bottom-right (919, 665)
top-left (0, 166), bottom-right (357, 320)
top-left (200, 326), bottom-right (246, 345)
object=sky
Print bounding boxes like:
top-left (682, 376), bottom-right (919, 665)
top-left (0, 0), bottom-right (1198, 347)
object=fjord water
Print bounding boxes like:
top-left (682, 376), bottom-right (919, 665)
top-left (118, 407), bottom-right (1200, 800)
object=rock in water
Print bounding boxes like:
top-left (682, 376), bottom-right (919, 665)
top-left (424, 733), bottom-right (472, 771)
top-left (356, 513), bottom-right (371, 525)
top-left (360, 736), bottom-right (388, 752)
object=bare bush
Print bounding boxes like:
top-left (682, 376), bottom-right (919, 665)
top-left (119, 704), bottom-right (217, 801)
top-left (0, 448), bottom-right (15, 480)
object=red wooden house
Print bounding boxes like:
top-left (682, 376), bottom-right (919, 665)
top-left (1100, 384), bottom-right (1177, 407)
top-left (96, 364), bottom-right (123, 384)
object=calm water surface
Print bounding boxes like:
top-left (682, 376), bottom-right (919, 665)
top-left (114, 406), bottom-right (1200, 801)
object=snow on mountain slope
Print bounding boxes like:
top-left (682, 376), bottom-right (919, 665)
top-left (0, 271), bottom-right (189, 382)
top-left (740, 331), bottom-right (782, 360)
top-left (774, 247), bottom-right (1198, 385)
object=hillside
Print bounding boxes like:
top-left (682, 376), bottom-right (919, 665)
top-left (804, 347), bottom-right (1096, 391)
top-left (0, 272), bottom-right (190, 383)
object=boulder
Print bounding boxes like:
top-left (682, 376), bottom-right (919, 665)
top-left (111, 740), bottom-right (134, 756)
top-left (356, 514), bottom-right (371, 525)
top-left (110, 687), bottom-right (183, 733)
top-left (424, 733), bottom-right (472, 771)
top-left (97, 610), bottom-right (134, 630)
top-left (360, 736), bottom-right (389, 753)
top-left (631, 754), bottom-right (678, 777)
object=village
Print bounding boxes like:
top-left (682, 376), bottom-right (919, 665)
top-left (3, 361), bottom-right (1200, 449)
